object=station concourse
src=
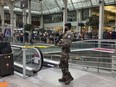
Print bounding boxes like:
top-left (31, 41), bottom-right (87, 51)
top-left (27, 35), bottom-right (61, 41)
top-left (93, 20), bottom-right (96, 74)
top-left (0, 0), bottom-right (116, 87)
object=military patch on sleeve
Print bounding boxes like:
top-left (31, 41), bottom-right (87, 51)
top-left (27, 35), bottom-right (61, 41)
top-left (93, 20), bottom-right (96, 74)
top-left (68, 35), bottom-right (71, 38)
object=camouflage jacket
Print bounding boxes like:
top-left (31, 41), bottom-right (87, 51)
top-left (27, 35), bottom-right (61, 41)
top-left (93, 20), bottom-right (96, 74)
top-left (58, 30), bottom-right (74, 53)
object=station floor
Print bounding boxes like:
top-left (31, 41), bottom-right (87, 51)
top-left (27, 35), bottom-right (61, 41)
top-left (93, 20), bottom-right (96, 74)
top-left (0, 66), bottom-right (116, 87)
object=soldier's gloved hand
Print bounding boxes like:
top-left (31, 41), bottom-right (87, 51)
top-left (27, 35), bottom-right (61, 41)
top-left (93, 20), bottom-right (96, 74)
top-left (58, 40), bottom-right (62, 44)
top-left (57, 40), bottom-right (62, 47)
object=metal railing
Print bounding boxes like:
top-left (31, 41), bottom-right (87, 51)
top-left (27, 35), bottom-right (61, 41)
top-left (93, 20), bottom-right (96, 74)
top-left (80, 56), bottom-right (113, 71)
top-left (70, 40), bottom-right (116, 75)
top-left (11, 39), bottom-right (116, 76)
top-left (71, 39), bottom-right (116, 49)
top-left (41, 39), bottom-right (116, 76)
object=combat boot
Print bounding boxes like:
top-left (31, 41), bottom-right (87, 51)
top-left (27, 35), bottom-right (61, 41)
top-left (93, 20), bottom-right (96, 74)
top-left (58, 77), bottom-right (66, 82)
top-left (65, 77), bottom-right (74, 85)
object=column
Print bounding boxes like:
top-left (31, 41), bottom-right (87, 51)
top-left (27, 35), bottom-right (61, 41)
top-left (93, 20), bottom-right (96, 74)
top-left (76, 10), bottom-right (79, 32)
top-left (111, 48), bottom-right (116, 74)
top-left (14, 14), bottom-right (16, 28)
top-left (23, 8), bottom-right (27, 43)
top-left (76, 10), bottom-right (82, 32)
top-left (98, 0), bottom-right (104, 39)
top-left (8, 2), bottom-right (14, 37)
top-left (40, 15), bottom-right (44, 28)
top-left (23, 9), bottom-right (27, 27)
top-left (115, 13), bottom-right (116, 31)
top-left (27, 0), bottom-right (31, 24)
top-left (88, 9), bottom-right (92, 32)
top-left (63, 0), bottom-right (67, 33)
top-left (40, 0), bottom-right (44, 28)
top-left (0, 5), bottom-right (4, 33)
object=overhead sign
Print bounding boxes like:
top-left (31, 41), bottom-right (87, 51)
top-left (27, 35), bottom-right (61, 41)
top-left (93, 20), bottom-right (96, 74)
top-left (20, 0), bottom-right (28, 9)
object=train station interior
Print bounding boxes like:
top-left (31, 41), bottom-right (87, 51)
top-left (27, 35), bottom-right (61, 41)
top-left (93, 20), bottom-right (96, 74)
top-left (0, 0), bottom-right (116, 87)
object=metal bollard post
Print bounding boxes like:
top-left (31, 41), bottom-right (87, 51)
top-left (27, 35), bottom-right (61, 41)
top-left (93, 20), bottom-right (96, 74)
top-left (97, 57), bottom-right (100, 74)
top-left (23, 48), bottom-right (27, 78)
top-left (112, 55), bottom-right (116, 77)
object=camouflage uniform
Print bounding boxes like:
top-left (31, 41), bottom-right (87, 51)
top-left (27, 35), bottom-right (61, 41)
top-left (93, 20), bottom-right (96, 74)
top-left (58, 30), bottom-right (74, 85)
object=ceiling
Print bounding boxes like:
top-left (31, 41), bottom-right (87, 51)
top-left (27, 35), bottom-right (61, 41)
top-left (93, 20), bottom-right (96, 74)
top-left (104, 5), bottom-right (116, 13)
top-left (4, 0), bottom-right (116, 14)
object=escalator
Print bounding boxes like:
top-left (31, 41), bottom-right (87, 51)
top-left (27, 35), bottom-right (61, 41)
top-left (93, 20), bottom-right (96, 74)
top-left (12, 45), bottom-right (43, 76)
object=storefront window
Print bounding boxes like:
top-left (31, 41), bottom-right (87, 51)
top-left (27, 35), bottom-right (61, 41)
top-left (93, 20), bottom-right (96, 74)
top-left (91, 6), bottom-right (116, 31)
top-left (4, 13), bottom-right (10, 20)
top-left (16, 14), bottom-right (22, 22)
top-left (67, 11), bottom-right (76, 22)
top-left (44, 11), bottom-right (77, 23)
top-left (44, 14), bottom-right (52, 23)
top-left (82, 9), bottom-right (89, 20)
top-left (44, 13), bottom-right (62, 23)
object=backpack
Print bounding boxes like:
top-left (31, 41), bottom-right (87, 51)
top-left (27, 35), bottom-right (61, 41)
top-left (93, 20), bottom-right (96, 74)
top-left (0, 42), bottom-right (12, 54)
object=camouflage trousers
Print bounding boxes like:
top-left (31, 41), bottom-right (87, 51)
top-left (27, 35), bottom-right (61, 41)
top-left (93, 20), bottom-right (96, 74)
top-left (59, 54), bottom-right (73, 80)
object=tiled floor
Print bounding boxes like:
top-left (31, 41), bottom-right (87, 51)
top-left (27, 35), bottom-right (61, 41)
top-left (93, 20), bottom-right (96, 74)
top-left (0, 67), bottom-right (116, 87)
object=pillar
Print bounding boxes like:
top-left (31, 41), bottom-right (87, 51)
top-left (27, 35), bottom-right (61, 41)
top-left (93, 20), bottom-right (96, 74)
top-left (76, 10), bottom-right (82, 32)
top-left (112, 49), bottom-right (116, 75)
top-left (8, 2), bottom-right (14, 37)
top-left (14, 14), bottom-right (16, 28)
top-left (0, 5), bottom-right (4, 33)
top-left (98, 0), bottom-right (104, 39)
top-left (40, 15), bottom-right (44, 28)
top-left (23, 8), bottom-right (27, 43)
top-left (63, 0), bottom-right (67, 33)
top-left (88, 9), bottom-right (92, 32)
top-left (40, 0), bottom-right (44, 28)
top-left (27, 0), bottom-right (31, 24)
top-left (115, 13), bottom-right (116, 31)
top-left (23, 9), bottom-right (27, 26)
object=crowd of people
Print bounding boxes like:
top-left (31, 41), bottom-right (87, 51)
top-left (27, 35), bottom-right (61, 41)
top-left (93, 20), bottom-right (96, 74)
top-left (0, 27), bottom-right (116, 44)
top-left (103, 29), bottom-right (116, 39)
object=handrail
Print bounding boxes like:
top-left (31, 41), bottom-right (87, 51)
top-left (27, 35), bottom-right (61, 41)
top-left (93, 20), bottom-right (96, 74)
top-left (12, 44), bottom-right (49, 48)
top-left (11, 45), bottom-right (43, 78)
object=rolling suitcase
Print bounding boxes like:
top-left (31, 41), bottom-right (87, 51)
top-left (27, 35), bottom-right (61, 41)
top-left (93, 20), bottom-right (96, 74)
top-left (0, 53), bottom-right (14, 77)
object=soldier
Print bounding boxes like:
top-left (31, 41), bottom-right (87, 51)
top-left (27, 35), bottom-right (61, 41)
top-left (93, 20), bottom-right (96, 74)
top-left (57, 23), bottom-right (74, 85)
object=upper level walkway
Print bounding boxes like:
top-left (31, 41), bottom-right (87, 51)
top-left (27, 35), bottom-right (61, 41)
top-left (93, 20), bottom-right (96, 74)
top-left (0, 67), bottom-right (116, 87)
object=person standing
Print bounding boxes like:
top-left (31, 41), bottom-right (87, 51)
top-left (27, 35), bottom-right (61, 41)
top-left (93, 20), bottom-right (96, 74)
top-left (111, 28), bottom-right (116, 39)
top-left (4, 28), bottom-right (11, 41)
top-left (57, 23), bottom-right (74, 85)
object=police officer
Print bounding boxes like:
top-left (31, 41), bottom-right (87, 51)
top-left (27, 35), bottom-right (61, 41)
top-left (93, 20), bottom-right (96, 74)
top-left (57, 23), bottom-right (74, 85)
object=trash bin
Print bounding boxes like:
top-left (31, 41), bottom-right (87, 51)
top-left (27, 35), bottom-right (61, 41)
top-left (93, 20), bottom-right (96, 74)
top-left (0, 53), bottom-right (14, 77)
